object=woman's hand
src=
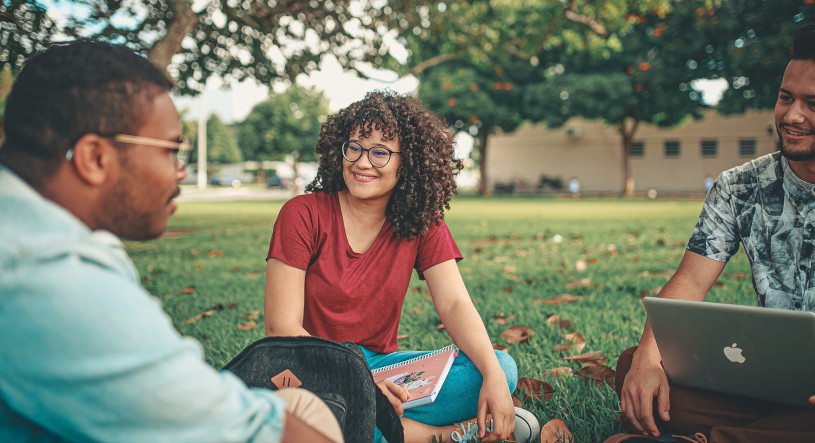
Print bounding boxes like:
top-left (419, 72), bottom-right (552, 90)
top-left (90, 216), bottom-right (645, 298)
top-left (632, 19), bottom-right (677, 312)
top-left (476, 373), bottom-right (515, 442)
top-left (376, 380), bottom-right (410, 417)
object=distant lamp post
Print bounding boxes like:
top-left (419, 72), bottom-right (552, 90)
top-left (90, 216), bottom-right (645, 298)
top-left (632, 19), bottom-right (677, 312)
top-left (197, 91), bottom-right (207, 189)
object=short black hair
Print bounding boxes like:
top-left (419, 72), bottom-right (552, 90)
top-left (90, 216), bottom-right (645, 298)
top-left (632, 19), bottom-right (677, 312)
top-left (792, 23), bottom-right (815, 62)
top-left (0, 40), bottom-right (171, 185)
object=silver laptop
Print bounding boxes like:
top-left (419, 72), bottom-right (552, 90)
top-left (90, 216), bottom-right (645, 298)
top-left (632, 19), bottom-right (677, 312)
top-left (643, 297), bottom-right (815, 407)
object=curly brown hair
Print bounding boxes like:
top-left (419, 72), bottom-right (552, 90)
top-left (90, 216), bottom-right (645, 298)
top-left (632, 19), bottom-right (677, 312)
top-left (306, 90), bottom-right (463, 240)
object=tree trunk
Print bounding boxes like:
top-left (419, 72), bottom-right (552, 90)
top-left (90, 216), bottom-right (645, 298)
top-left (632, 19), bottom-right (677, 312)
top-left (617, 119), bottom-right (639, 197)
top-left (147, 0), bottom-right (197, 70)
top-left (291, 151), bottom-right (300, 197)
top-left (477, 128), bottom-right (491, 196)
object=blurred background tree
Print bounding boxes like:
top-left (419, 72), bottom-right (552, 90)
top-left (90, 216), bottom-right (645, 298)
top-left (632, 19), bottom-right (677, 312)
top-left (0, 0), bottom-right (421, 94)
top-left (237, 84), bottom-right (328, 187)
top-left (205, 114), bottom-right (242, 164)
top-left (2, 0), bottom-right (813, 195)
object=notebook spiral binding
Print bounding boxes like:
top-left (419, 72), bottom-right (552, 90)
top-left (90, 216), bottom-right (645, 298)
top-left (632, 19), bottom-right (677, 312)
top-left (370, 344), bottom-right (458, 374)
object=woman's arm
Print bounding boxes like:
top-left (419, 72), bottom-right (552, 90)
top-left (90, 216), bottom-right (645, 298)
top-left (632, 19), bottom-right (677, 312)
top-left (264, 258), bottom-right (310, 337)
top-left (424, 259), bottom-right (515, 442)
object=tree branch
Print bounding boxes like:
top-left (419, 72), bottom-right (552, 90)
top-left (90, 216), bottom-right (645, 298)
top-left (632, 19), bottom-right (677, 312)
top-left (409, 53), bottom-right (459, 75)
top-left (147, 0), bottom-right (197, 70)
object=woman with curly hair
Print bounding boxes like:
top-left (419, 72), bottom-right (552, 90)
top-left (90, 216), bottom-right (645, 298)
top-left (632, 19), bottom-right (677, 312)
top-left (264, 91), bottom-right (534, 443)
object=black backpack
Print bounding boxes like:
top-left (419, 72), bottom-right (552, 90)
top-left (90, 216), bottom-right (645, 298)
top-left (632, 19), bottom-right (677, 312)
top-left (222, 336), bottom-right (404, 443)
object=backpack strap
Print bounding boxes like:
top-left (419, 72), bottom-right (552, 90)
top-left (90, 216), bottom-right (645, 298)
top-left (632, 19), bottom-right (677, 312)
top-left (374, 388), bottom-right (404, 443)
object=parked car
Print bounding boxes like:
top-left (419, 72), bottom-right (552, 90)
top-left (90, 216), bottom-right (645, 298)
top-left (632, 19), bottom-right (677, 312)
top-left (210, 175), bottom-right (242, 188)
top-left (266, 175), bottom-right (290, 188)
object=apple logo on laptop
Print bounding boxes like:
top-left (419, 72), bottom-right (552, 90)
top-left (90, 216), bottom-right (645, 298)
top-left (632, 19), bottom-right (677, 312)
top-left (723, 343), bottom-right (746, 363)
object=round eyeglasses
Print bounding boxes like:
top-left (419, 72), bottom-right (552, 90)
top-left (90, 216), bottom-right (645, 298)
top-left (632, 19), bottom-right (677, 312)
top-left (341, 141), bottom-right (400, 168)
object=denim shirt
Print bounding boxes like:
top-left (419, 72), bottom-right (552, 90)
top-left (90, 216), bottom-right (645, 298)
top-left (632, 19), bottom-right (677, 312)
top-left (0, 166), bottom-right (285, 442)
top-left (687, 152), bottom-right (815, 311)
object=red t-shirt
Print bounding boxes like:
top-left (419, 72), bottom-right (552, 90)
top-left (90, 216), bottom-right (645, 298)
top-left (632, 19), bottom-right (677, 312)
top-left (267, 192), bottom-right (462, 353)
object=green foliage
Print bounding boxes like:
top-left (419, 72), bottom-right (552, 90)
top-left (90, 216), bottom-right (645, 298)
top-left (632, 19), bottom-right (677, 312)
top-left (205, 114), bottom-right (242, 164)
top-left (237, 84), bottom-right (328, 163)
top-left (0, 0), bottom-right (442, 94)
top-left (0, 1), bottom-right (56, 73)
top-left (128, 196), bottom-right (754, 442)
top-left (704, 1), bottom-right (815, 115)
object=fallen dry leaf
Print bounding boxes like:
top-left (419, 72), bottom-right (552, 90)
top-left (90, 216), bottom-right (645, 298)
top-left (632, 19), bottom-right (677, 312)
top-left (228, 266), bottom-right (240, 272)
top-left (190, 249), bottom-right (199, 256)
top-left (730, 272), bottom-right (749, 279)
top-left (564, 278), bottom-right (593, 289)
top-left (143, 276), bottom-right (154, 284)
top-left (503, 265), bottom-right (516, 273)
top-left (563, 332), bottom-right (585, 343)
top-left (396, 334), bottom-right (408, 340)
top-left (237, 320), bottom-right (257, 331)
top-left (576, 364), bottom-right (616, 387)
top-left (587, 258), bottom-right (598, 264)
top-left (546, 315), bottom-right (573, 329)
top-left (552, 343), bottom-right (577, 353)
top-left (207, 250), bottom-right (224, 257)
top-left (511, 395), bottom-right (523, 408)
top-left (226, 303), bottom-right (237, 308)
top-left (243, 309), bottom-right (261, 320)
top-left (437, 323), bottom-right (445, 330)
top-left (575, 260), bottom-right (587, 272)
top-left (501, 325), bottom-right (534, 344)
top-left (543, 367), bottom-right (574, 379)
top-left (411, 307), bottom-right (424, 314)
top-left (493, 313), bottom-right (516, 325)
top-left (185, 310), bottom-right (213, 324)
top-left (493, 343), bottom-right (508, 352)
top-left (553, 332), bottom-right (586, 353)
top-left (540, 418), bottom-right (574, 443)
top-left (607, 250), bottom-right (620, 257)
top-left (212, 303), bottom-right (224, 311)
top-left (502, 285), bottom-right (513, 293)
top-left (180, 287), bottom-right (196, 294)
top-left (514, 377), bottom-right (554, 402)
top-left (539, 294), bottom-right (584, 305)
top-left (562, 350), bottom-right (606, 365)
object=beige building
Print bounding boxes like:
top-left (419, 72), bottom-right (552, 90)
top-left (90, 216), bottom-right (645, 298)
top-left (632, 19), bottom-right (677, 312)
top-left (486, 109), bottom-right (778, 194)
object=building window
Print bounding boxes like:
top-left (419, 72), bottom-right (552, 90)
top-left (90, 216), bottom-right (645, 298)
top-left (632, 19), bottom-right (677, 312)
top-left (630, 141), bottom-right (645, 157)
top-left (701, 139), bottom-right (718, 157)
top-left (739, 139), bottom-right (757, 157)
top-left (664, 141), bottom-right (681, 158)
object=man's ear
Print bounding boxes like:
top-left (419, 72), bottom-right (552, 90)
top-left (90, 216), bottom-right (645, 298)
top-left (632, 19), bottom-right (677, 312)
top-left (70, 134), bottom-right (120, 186)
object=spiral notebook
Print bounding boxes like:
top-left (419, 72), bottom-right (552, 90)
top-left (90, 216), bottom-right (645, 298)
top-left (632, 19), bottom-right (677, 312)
top-left (371, 345), bottom-right (458, 409)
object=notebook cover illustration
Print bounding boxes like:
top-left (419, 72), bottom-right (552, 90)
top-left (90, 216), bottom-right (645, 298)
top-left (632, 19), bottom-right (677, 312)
top-left (371, 345), bottom-right (458, 409)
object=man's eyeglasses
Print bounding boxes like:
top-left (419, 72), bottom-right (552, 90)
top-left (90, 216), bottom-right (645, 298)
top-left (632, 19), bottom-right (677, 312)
top-left (341, 141), bottom-right (400, 168)
top-left (66, 134), bottom-right (192, 171)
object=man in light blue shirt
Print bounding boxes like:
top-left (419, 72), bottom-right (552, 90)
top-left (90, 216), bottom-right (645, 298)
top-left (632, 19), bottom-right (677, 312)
top-left (0, 41), bottom-right (341, 442)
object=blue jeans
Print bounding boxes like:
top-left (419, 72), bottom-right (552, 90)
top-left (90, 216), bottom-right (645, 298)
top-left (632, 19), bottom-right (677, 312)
top-left (360, 346), bottom-right (518, 443)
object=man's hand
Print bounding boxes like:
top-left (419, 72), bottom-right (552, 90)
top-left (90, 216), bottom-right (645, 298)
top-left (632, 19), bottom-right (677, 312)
top-left (620, 356), bottom-right (671, 437)
top-left (475, 374), bottom-right (515, 442)
top-left (376, 379), bottom-right (410, 417)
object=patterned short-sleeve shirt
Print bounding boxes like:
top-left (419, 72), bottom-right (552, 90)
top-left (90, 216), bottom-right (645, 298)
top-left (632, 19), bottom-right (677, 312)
top-left (687, 151), bottom-right (815, 311)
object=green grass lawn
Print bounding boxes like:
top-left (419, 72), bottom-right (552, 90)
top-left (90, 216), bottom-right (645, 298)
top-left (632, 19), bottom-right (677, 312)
top-left (127, 195), bottom-right (754, 442)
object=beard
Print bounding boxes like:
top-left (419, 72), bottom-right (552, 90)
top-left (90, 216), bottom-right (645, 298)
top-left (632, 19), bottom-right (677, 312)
top-left (778, 125), bottom-right (815, 161)
top-left (99, 170), bottom-right (178, 241)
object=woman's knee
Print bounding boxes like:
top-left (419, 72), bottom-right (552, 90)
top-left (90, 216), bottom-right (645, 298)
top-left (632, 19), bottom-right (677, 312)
top-left (495, 350), bottom-right (518, 392)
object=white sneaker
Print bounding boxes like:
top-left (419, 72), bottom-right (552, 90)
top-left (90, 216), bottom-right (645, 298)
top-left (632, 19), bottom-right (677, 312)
top-left (450, 407), bottom-right (540, 443)
top-left (511, 407), bottom-right (541, 443)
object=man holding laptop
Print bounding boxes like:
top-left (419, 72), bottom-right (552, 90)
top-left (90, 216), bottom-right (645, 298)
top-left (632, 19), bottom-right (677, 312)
top-left (613, 24), bottom-right (815, 442)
